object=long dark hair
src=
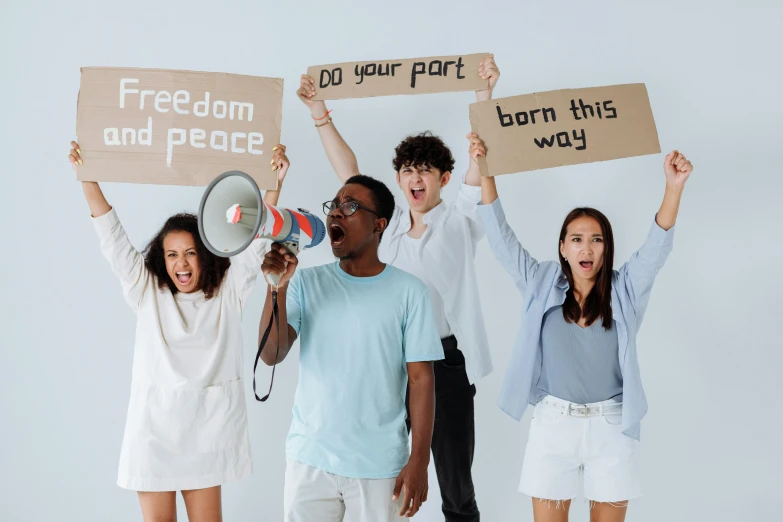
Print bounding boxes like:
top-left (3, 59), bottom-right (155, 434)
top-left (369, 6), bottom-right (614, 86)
top-left (142, 213), bottom-right (230, 299)
top-left (559, 208), bottom-right (614, 329)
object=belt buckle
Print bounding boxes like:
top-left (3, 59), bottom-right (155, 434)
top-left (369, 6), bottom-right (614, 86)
top-left (568, 404), bottom-right (588, 417)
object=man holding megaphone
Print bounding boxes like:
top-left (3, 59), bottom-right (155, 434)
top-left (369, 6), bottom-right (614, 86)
top-left (256, 175), bottom-right (444, 521)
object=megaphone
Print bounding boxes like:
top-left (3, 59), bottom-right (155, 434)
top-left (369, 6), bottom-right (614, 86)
top-left (197, 170), bottom-right (326, 287)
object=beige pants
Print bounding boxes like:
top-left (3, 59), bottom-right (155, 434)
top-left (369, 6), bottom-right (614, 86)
top-left (284, 459), bottom-right (405, 522)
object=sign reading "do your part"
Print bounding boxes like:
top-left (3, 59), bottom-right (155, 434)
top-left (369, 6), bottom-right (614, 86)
top-left (307, 53), bottom-right (489, 100)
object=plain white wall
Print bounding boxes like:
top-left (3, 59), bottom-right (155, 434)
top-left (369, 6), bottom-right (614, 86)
top-left (1, 1), bottom-right (781, 521)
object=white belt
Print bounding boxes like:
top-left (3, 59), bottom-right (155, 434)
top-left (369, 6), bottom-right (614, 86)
top-left (538, 395), bottom-right (622, 418)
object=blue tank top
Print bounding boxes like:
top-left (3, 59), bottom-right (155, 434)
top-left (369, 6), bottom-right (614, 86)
top-left (536, 306), bottom-right (623, 405)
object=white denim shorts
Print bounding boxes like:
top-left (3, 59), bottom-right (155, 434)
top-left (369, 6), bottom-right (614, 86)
top-left (518, 395), bottom-right (642, 503)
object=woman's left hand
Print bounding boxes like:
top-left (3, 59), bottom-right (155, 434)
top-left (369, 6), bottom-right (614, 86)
top-left (271, 144), bottom-right (290, 182)
top-left (663, 150), bottom-right (693, 189)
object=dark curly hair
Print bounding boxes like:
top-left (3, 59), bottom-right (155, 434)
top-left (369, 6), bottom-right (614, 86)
top-left (142, 213), bottom-right (230, 299)
top-left (344, 174), bottom-right (395, 243)
top-left (392, 131), bottom-right (455, 175)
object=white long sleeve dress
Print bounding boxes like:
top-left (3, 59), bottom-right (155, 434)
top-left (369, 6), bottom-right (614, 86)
top-left (92, 208), bottom-right (267, 492)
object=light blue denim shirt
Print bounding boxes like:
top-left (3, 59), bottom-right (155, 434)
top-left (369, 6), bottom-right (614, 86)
top-left (476, 197), bottom-right (675, 440)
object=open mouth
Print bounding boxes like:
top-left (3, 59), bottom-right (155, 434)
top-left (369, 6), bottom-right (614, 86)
top-left (411, 186), bottom-right (425, 201)
top-left (329, 224), bottom-right (346, 246)
top-left (176, 271), bottom-right (193, 285)
top-left (578, 261), bottom-right (594, 271)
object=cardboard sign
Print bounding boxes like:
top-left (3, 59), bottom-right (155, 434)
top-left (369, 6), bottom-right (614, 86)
top-left (75, 67), bottom-right (283, 189)
top-left (307, 53), bottom-right (489, 100)
top-left (468, 83), bottom-right (660, 177)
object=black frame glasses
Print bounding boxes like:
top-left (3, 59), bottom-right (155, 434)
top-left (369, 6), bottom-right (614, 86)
top-left (322, 200), bottom-right (380, 218)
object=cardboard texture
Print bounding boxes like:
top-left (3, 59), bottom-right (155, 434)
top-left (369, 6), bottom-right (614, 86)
top-left (307, 53), bottom-right (489, 100)
top-left (469, 83), bottom-right (660, 177)
top-left (75, 67), bottom-right (283, 189)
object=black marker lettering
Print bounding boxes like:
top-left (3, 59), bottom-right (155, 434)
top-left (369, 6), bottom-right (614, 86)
top-left (556, 132), bottom-right (573, 147)
top-left (429, 60), bottom-right (443, 76)
top-left (392, 63), bottom-right (402, 76)
top-left (365, 64), bottom-right (376, 76)
top-left (378, 63), bottom-right (390, 76)
top-left (515, 111), bottom-right (529, 125)
top-left (332, 67), bottom-right (342, 86)
top-left (530, 109), bottom-right (541, 124)
top-left (603, 100), bottom-right (617, 118)
top-left (543, 107), bottom-right (556, 122)
top-left (411, 62), bottom-right (426, 88)
top-left (444, 60), bottom-right (455, 76)
top-left (497, 105), bottom-right (513, 127)
top-left (595, 102), bottom-right (602, 119)
top-left (569, 99), bottom-right (581, 120)
top-left (579, 98), bottom-right (594, 119)
top-left (355, 64), bottom-right (364, 85)
top-left (572, 129), bottom-right (586, 150)
top-left (456, 56), bottom-right (465, 79)
top-left (534, 135), bottom-right (556, 148)
top-left (319, 69), bottom-right (331, 88)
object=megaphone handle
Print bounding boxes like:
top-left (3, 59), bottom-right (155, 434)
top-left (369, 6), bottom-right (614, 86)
top-left (264, 242), bottom-right (299, 288)
top-left (265, 271), bottom-right (282, 288)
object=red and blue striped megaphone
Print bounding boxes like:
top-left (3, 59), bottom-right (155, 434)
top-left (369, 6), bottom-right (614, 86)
top-left (198, 170), bottom-right (325, 286)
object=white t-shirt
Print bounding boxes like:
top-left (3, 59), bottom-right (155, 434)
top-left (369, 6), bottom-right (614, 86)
top-left (379, 183), bottom-right (493, 384)
top-left (392, 234), bottom-right (452, 339)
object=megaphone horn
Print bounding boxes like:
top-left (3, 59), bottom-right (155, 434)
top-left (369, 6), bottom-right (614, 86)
top-left (198, 170), bottom-right (326, 287)
top-left (198, 170), bottom-right (263, 258)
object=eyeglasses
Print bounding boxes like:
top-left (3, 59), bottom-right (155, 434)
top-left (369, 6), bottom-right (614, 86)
top-left (322, 200), bottom-right (380, 218)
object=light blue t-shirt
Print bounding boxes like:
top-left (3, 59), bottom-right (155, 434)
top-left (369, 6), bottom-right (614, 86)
top-left (284, 261), bottom-right (444, 479)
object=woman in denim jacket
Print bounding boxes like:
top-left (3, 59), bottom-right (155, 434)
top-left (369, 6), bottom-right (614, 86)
top-left (467, 133), bottom-right (693, 522)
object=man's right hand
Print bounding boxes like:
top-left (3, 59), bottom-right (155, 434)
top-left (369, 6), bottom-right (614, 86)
top-left (262, 243), bottom-right (299, 289)
top-left (296, 74), bottom-right (329, 118)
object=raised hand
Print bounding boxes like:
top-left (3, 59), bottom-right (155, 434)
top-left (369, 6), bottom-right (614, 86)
top-left (261, 243), bottom-right (298, 289)
top-left (271, 144), bottom-right (290, 182)
top-left (69, 141), bottom-right (83, 173)
top-left (478, 53), bottom-right (500, 91)
top-left (467, 132), bottom-right (487, 165)
top-left (663, 150), bottom-right (693, 189)
top-left (296, 74), bottom-right (329, 117)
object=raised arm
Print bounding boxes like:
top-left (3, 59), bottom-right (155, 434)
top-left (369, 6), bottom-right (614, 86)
top-left (69, 141), bottom-right (148, 307)
top-left (261, 144), bottom-right (289, 207)
top-left (70, 141), bottom-right (111, 218)
top-left (619, 150), bottom-right (693, 323)
top-left (656, 150), bottom-right (692, 231)
top-left (297, 75), bottom-right (360, 182)
top-left (464, 54), bottom-right (500, 187)
top-left (473, 137), bottom-right (541, 294)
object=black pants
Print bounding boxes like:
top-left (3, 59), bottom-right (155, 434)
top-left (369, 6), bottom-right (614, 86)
top-left (406, 335), bottom-right (479, 522)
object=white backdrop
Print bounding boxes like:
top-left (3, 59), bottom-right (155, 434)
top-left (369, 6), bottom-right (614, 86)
top-left (1, 1), bottom-right (781, 521)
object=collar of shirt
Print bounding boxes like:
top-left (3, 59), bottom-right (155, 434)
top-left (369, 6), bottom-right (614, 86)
top-left (391, 199), bottom-right (448, 239)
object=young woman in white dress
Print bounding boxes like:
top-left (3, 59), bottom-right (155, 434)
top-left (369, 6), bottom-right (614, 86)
top-left (68, 141), bottom-right (290, 522)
